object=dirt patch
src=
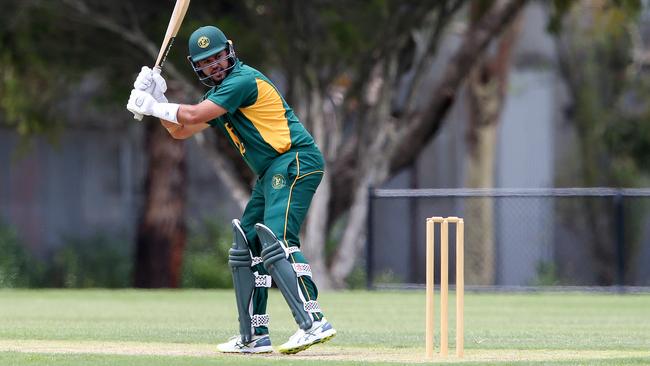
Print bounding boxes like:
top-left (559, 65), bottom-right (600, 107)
top-left (1, 340), bottom-right (648, 364)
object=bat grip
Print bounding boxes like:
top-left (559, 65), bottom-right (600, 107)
top-left (133, 65), bottom-right (161, 121)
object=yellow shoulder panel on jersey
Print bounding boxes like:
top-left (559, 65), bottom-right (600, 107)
top-left (239, 78), bottom-right (292, 153)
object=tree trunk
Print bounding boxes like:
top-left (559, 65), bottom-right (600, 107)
top-left (329, 60), bottom-right (396, 286)
top-left (304, 172), bottom-right (333, 289)
top-left (302, 85), bottom-right (334, 289)
top-left (134, 122), bottom-right (186, 288)
top-left (463, 4), bottom-right (522, 285)
top-left (328, 173), bottom-right (375, 287)
top-left (191, 132), bottom-right (250, 211)
top-left (464, 117), bottom-right (498, 285)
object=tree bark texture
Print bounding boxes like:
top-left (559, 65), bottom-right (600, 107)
top-left (302, 85), bottom-right (335, 288)
top-left (464, 1), bottom-right (522, 285)
top-left (134, 122), bottom-right (186, 288)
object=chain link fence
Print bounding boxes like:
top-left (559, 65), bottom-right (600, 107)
top-left (367, 188), bottom-right (650, 290)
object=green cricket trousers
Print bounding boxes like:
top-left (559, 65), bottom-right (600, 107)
top-left (240, 147), bottom-right (325, 335)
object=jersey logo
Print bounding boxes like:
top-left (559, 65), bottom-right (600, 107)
top-left (224, 122), bottom-right (246, 155)
top-left (271, 174), bottom-right (286, 190)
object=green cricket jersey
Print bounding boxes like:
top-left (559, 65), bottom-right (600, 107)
top-left (205, 60), bottom-right (317, 175)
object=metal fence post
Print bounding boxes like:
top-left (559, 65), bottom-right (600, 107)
top-left (614, 192), bottom-right (625, 287)
top-left (366, 186), bottom-right (375, 290)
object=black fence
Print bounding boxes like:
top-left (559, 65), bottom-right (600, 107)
top-left (367, 188), bottom-right (650, 290)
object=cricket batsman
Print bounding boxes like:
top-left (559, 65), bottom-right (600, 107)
top-left (126, 25), bottom-right (336, 354)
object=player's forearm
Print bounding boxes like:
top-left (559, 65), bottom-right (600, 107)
top-left (159, 119), bottom-right (192, 139)
top-left (160, 117), bottom-right (209, 139)
top-left (176, 104), bottom-right (207, 125)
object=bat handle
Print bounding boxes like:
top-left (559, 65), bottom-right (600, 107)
top-left (133, 65), bottom-right (160, 121)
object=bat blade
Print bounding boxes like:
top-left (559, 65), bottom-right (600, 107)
top-left (155, 0), bottom-right (191, 69)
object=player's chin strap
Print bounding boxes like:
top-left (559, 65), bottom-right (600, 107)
top-left (256, 223), bottom-right (318, 331)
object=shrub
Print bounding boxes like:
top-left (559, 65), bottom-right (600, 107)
top-left (181, 217), bottom-right (233, 288)
top-left (0, 222), bottom-right (30, 287)
top-left (49, 233), bottom-right (132, 288)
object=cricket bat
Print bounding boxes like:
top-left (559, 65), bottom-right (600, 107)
top-left (133, 0), bottom-right (191, 121)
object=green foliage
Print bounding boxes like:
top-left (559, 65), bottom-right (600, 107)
top-left (0, 4), bottom-right (67, 144)
top-left (548, 0), bottom-right (641, 34)
top-left (555, 1), bottom-right (649, 187)
top-left (370, 269), bottom-right (404, 286)
top-left (554, 0), bottom-right (650, 280)
top-left (0, 221), bottom-right (31, 288)
top-left (181, 217), bottom-right (232, 289)
top-left (546, 0), bottom-right (573, 34)
top-left (0, 222), bottom-right (133, 288)
top-left (606, 118), bottom-right (650, 183)
top-left (346, 265), bottom-right (405, 289)
top-left (49, 233), bottom-right (132, 288)
top-left (345, 265), bottom-right (368, 289)
top-left (532, 261), bottom-right (560, 286)
top-left (0, 51), bottom-right (64, 154)
top-left (0, 1), bottom-right (165, 142)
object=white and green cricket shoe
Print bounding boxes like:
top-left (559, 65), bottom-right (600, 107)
top-left (278, 317), bottom-right (337, 354)
top-left (216, 334), bottom-right (273, 354)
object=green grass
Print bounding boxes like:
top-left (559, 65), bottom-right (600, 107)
top-left (0, 289), bottom-right (649, 365)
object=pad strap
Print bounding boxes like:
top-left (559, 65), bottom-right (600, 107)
top-left (254, 273), bottom-right (272, 288)
top-left (292, 263), bottom-right (312, 277)
top-left (285, 246), bottom-right (301, 255)
top-left (251, 314), bottom-right (270, 327)
top-left (251, 256), bottom-right (263, 266)
top-left (304, 300), bottom-right (321, 313)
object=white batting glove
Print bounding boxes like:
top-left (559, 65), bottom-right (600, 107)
top-left (133, 66), bottom-right (168, 103)
top-left (126, 89), bottom-right (180, 124)
top-left (127, 89), bottom-right (156, 116)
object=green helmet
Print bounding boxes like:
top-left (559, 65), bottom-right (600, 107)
top-left (187, 26), bottom-right (237, 87)
top-left (188, 26), bottom-right (228, 61)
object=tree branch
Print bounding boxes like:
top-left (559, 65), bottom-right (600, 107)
top-left (389, 0), bottom-right (527, 173)
top-left (60, 0), bottom-right (252, 209)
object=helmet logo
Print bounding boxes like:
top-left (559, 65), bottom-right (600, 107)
top-left (197, 36), bottom-right (210, 48)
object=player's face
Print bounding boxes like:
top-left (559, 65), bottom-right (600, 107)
top-left (197, 50), bottom-right (230, 82)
